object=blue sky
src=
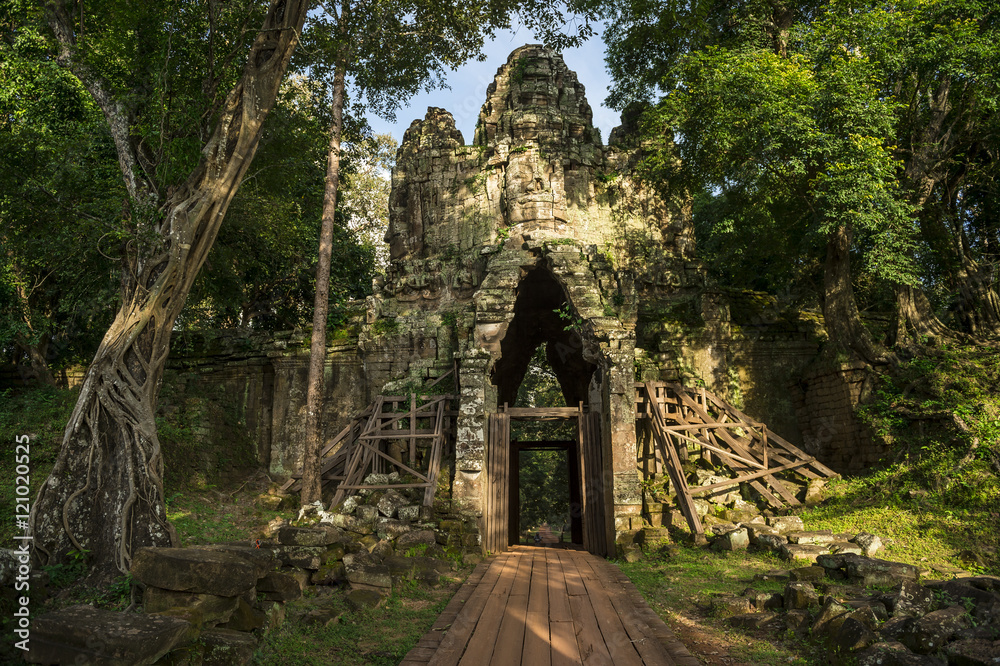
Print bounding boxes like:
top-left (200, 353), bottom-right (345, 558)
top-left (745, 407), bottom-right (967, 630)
top-left (367, 26), bottom-right (619, 146)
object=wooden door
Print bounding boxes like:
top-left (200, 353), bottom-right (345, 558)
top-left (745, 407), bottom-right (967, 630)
top-left (483, 413), bottom-right (510, 555)
top-left (579, 411), bottom-right (610, 556)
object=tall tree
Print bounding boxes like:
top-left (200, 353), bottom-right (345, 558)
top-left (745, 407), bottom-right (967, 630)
top-left (27, 0), bottom-right (310, 581)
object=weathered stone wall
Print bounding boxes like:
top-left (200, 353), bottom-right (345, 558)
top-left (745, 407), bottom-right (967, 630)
top-left (794, 361), bottom-right (883, 473)
top-left (158, 326), bottom-right (368, 480)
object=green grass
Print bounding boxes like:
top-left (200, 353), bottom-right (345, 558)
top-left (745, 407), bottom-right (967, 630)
top-left (0, 386), bottom-right (77, 543)
top-left (252, 581), bottom-right (461, 665)
top-left (618, 544), bottom-right (822, 665)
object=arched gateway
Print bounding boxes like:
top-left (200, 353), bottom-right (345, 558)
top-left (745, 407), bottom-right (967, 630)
top-left (282, 45), bottom-right (834, 557)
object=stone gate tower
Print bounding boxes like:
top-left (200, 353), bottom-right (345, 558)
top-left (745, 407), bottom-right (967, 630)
top-left (361, 45), bottom-right (699, 544)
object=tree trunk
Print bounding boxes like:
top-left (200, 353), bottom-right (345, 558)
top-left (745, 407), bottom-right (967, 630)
top-left (30, 0), bottom-right (310, 581)
top-left (891, 284), bottom-right (951, 349)
top-left (953, 255), bottom-right (1000, 336)
top-left (301, 40), bottom-right (350, 507)
top-left (822, 224), bottom-right (888, 365)
top-left (14, 335), bottom-right (56, 387)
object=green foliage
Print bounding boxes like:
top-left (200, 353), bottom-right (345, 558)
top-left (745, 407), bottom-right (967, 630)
top-left (372, 317), bottom-right (400, 337)
top-left (0, 386), bottom-right (77, 544)
top-left (553, 303), bottom-right (584, 332)
top-left (518, 449), bottom-right (571, 536)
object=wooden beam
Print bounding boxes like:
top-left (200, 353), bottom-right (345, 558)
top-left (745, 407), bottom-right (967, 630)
top-left (688, 458), bottom-right (817, 495)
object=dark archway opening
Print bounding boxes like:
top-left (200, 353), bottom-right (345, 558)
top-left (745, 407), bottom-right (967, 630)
top-left (490, 266), bottom-right (596, 409)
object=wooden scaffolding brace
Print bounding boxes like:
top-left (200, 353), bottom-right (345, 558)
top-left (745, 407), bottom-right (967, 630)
top-left (280, 367), bottom-right (458, 507)
top-left (636, 381), bottom-right (838, 540)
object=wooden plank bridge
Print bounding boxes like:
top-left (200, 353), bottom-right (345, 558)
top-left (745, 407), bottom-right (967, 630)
top-left (400, 546), bottom-right (700, 666)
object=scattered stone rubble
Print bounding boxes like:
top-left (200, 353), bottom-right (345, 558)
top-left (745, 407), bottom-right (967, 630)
top-left (24, 474), bottom-right (480, 665)
top-left (694, 516), bottom-right (1000, 664)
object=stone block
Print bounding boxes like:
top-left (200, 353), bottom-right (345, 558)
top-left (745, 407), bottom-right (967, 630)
top-left (728, 612), bottom-right (780, 630)
top-left (377, 490), bottom-right (409, 518)
top-left (885, 580), bottom-right (935, 617)
top-left (856, 641), bottom-right (945, 666)
top-left (220, 597), bottom-right (266, 632)
top-left (787, 530), bottom-right (835, 545)
top-left (377, 519), bottom-right (412, 541)
top-left (837, 617), bottom-right (877, 652)
top-left (346, 588), bottom-right (384, 611)
top-left (710, 596), bottom-right (754, 617)
top-left (779, 543), bottom-right (830, 564)
top-left (944, 638), bottom-right (1000, 665)
top-left (132, 548), bottom-right (255, 597)
top-left (311, 563), bottom-right (347, 586)
top-left (711, 527), bottom-right (749, 551)
top-left (766, 515), bottom-right (804, 534)
top-left (789, 566), bottom-right (826, 582)
top-left (274, 546), bottom-right (326, 570)
top-left (812, 598), bottom-right (852, 635)
top-left (256, 572), bottom-right (301, 602)
top-left (852, 532), bottom-right (883, 557)
top-left (26, 604), bottom-right (193, 666)
top-left (902, 607), bottom-right (971, 654)
top-left (143, 587), bottom-right (239, 626)
top-left (276, 526), bottom-right (339, 547)
top-left (200, 628), bottom-right (258, 666)
top-left (192, 543), bottom-right (276, 579)
top-left (346, 564), bottom-right (393, 589)
top-left (784, 582), bottom-right (819, 610)
top-left (369, 540), bottom-right (394, 563)
top-left (397, 505), bottom-right (421, 522)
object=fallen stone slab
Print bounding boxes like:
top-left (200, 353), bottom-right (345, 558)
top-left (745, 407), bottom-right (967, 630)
top-left (256, 571), bottom-right (302, 602)
top-left (377, 489), bottom-right (409, 518)
top-left (143, 588), bottom-right (239, 627)
top-left (383, 555), bottom-right (453, 583)
top-left (272, 545), bottom-right (327, 570)
top-left (728, 612), bottom-right (781, 630)
top-left (812, 598), bottom-right (852, 636)
top-left (787, 530), bottom-right (835, 545)
top-left (780, 543), bottom-right (830, 564)
top-left (396, 529), bottom-right (437, 550)
top-left (837, 617), bottom-right (877, 652)
top-left (710, 596), bottom-right (753, 617)
top-left (346, 563), bottom-right (392, 589)
top-left (829, 541), bottom-right (864, 556)
top-left (26, 604), bottom-right (193, 666)
top-left (944, 638), bottom-right (1000, 665)
top-left (766, 515), bottom-right (804, 534)
top-left (346, 588), bottom-right (384, 611)
top-left (220, 598), bottom-right (267, 633)
top-left (902, 606), bottom-right (971, 654)
top-left (132, 548), bottom-right (255, 597)
top-left (852, 532), bottom-right (883, 557)
top-left (856, 641), bottom-right (946, 666)
top-left (784, 581), bottom-right (819, 610)
top-left (711, 527), bottom-right (749, 551)
top-left (276, 525), bottom-right (340, 547)
top-left (200, 627), bottom-right (258, 666)
top-left (789, 566), bottom-right (826, 582)
top-left (192, 543), bottom-right (276, 579)
top-left (885, 580), bottom-right (935, 617)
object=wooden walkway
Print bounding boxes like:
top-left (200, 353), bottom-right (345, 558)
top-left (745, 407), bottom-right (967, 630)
top-left (400, 546), bottom-right (700, 666)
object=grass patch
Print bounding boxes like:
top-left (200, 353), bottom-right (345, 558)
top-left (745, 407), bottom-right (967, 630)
top-left (252, 580), bottom-right (463, 665)
top-left (618, 544), bottom-right (821, 665)
top-left (0, 386), bottom-right (77, 543)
